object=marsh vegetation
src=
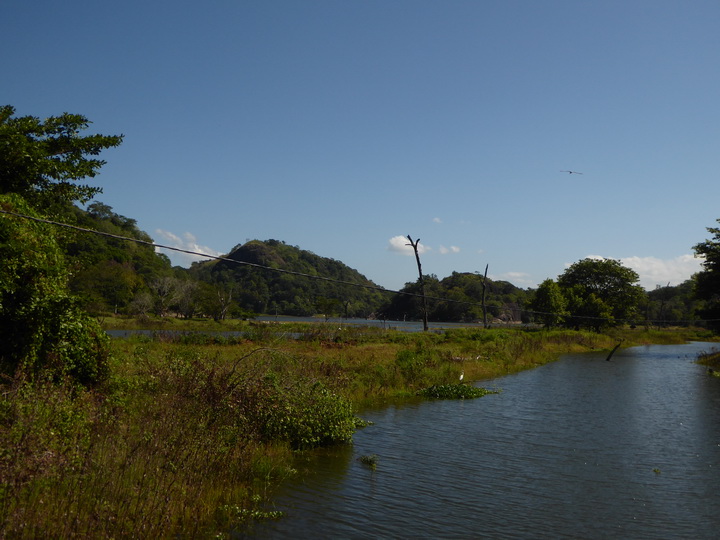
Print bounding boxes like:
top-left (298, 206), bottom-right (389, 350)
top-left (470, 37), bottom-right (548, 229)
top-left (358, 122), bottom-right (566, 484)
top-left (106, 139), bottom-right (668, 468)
top-left (1, 319), bottom-right (713, 537)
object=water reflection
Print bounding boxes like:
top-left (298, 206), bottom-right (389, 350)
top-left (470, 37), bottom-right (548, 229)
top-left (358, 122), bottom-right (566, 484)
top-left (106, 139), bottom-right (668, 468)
top-left (242, 342), bottom-right (720, 539)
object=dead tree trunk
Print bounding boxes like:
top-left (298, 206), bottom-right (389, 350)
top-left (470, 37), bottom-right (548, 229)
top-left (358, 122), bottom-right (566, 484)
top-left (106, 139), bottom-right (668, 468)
top-left (480, 264), bottom-right (489, 329)
top-left (406, 235), bottom-right (429, 332)
top-left (606, 339), bottom-right (624, 361)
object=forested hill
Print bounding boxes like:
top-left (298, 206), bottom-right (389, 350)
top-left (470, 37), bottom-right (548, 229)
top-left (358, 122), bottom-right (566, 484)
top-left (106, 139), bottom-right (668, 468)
top-left (189, 240), bottom-right (387, 317)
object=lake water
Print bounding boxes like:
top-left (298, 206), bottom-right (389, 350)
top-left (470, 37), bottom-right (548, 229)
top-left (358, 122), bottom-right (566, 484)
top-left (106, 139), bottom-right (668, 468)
top-left (241, 342), bottom-right (720, 539)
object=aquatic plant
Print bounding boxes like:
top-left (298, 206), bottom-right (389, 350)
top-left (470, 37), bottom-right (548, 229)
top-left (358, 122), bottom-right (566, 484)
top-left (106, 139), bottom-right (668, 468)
top-left (257, 376), bottom-right (359, 450)
top-left (359, 454), bottom-right (378, 470)
top-left (416, 383), bottom-right (501, 400)
top-left (218, 504), bottom-right (284, 522)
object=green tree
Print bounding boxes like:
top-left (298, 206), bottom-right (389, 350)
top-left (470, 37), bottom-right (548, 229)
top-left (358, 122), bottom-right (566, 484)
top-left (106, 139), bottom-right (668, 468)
top-left (645, 280), bottom-right (700, 327)
top-left (693, 219), bottom-right (720, 331)
top-left (64, 202), bottom-right (174, 314)
top-left (563, 286), bottom-right (614, 332)
top-left (70, 260), bottom-right (142, 314)
top-left (0, 194), bottom-right (109, 385)
top-left (531, 279), bottom-right (569, 328)
top-left (0, 105), bottom-right (123, 209)
top-left (378, 275), bottom-right (442, 322)
top-left (557, 258), bottom-right (644, 330)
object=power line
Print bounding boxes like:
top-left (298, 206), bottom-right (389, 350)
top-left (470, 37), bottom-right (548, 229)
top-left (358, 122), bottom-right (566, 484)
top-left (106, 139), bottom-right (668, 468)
top-left (1, 207), bottom-right (716, 325)
top-left (0, 207), bottom-right (430, 300)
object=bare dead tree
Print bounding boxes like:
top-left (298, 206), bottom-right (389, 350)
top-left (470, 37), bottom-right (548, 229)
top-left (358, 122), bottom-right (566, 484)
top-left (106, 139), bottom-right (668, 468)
top-left (480, 264), bottom-right (489, 328)
top-left (406, 235), bottom-right (429, 332)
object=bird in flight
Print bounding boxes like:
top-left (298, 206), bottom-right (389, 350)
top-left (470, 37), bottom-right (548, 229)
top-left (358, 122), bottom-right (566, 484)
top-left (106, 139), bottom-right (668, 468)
top-left (561, 170), bottom-right (583, 175)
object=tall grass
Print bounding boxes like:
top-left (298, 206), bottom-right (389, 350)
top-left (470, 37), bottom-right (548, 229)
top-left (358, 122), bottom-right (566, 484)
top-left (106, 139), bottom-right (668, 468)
top-left (2, 324), bottom-right (715, 536)
top-left (0, 342), bottom-right (354, 536)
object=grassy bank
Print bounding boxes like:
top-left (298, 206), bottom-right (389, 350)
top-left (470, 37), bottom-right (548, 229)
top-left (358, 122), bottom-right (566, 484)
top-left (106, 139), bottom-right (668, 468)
top-left (1, 322), bottom-right (716, 537)
top-left (697, 347), bottom-right (720, 372)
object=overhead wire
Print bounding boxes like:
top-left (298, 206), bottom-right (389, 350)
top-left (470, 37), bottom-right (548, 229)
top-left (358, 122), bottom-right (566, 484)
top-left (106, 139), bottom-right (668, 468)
top-left (1, 207), bottom-right (716, 325)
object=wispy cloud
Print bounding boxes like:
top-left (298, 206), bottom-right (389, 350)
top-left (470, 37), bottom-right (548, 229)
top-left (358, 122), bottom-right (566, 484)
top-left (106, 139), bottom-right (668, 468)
top-left (432, 217), bottom-right (442, 224)
top-left (388, 235), bottom-right (430, 255)
top-left (439, 245), bottom-right (461, 254)
top-left (154, 229), bottom-right (222, 266)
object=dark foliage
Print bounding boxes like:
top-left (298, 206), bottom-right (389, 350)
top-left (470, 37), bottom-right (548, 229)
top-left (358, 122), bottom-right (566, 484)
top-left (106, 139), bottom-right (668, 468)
top-left (693, 219), bottom-right (720, 331)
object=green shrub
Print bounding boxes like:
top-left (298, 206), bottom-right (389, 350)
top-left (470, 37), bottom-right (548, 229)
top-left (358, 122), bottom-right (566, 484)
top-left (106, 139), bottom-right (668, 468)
top-left (257, 374), bottom-right (357, 449)
top-left (0, 194), bottom-right (110, 385)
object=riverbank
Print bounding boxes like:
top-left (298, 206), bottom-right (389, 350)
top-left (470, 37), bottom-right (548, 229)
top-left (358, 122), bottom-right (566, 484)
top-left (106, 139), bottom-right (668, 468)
top-left (1, 322), bottom-right (716, 537)
top-left (251, 340), bottom-right (720, 539)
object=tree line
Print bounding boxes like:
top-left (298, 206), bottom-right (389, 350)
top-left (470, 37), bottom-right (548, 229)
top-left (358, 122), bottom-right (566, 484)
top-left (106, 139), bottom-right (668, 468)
top-left (2, 105), bottom-right (720, 384)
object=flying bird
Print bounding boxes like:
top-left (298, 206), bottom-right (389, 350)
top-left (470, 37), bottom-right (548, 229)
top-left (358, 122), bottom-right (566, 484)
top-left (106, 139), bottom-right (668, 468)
top-left (561, 170), bottom-right (583, 175)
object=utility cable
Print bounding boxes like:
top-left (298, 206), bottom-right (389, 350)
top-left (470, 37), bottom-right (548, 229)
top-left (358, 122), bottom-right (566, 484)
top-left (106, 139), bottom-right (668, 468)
top-left (1, 207), bottom-right (716, 325)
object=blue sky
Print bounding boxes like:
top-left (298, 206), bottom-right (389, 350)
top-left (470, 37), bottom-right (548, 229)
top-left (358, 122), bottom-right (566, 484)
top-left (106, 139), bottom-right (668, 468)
top-left (4, 1), bottom-right (719, 291)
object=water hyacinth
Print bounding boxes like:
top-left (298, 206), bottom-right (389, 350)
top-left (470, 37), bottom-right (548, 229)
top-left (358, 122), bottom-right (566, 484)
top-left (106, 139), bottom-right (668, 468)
top-left (416, 383), bottom-right (501, 400)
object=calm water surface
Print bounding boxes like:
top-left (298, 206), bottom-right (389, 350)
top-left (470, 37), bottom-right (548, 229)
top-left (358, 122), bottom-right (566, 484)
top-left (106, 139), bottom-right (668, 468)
top-left (243, 342), bottom-right (720, 539)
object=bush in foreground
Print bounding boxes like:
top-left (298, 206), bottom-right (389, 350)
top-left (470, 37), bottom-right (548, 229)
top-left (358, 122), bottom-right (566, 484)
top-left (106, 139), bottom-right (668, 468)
top-left (0, 194), bottom-right (110, 386)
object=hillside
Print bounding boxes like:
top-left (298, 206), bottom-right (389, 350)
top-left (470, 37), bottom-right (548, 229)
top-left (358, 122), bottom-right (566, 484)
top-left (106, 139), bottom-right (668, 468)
top-left (189, 240), bottom-right (387, 317)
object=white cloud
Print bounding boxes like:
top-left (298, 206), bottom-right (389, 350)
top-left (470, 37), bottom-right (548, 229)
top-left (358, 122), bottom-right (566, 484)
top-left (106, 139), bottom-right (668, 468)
top-left (433, 217), bottom-right (442, 224)
top-left (388, 235), bottom-right (430, 255)
top-left (439, 245), bottom-right (461, 254)
top-left (566, 254), bottom-right (703, 289)
top-left (619, 254), bottom-right (702, 289)
top-left (154, 229), bottom-right (222, 266)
